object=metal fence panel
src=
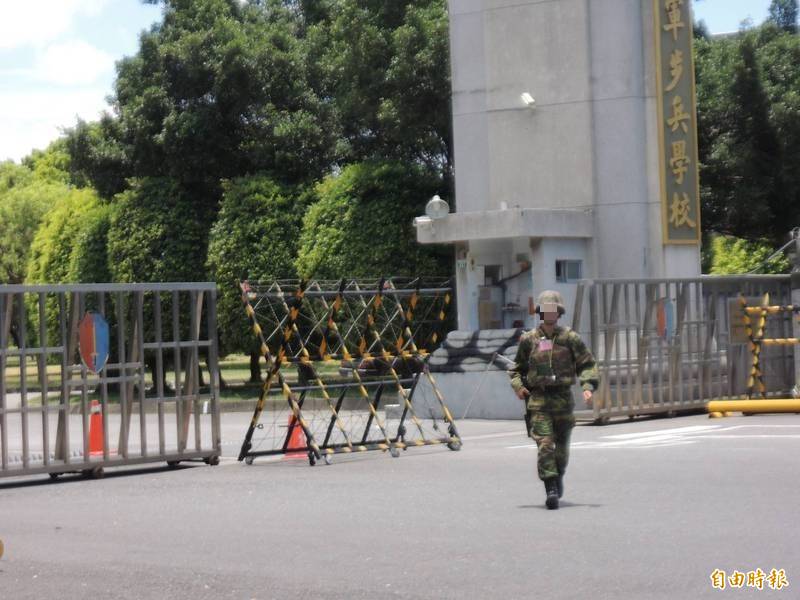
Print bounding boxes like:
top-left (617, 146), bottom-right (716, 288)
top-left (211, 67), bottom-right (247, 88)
top-left (573, 276), bottom-right (793, 421)
top-left (0, 283), bottom-right (221, 479)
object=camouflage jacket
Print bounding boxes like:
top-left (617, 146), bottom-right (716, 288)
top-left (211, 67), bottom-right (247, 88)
top-left (509, 325), bottom-right (598, 393)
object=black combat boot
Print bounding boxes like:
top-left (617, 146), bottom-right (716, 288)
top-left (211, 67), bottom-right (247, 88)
top-left (544, 478), bottom-right (559, 510)
top-left (557, 474), bottom-right (564, 499)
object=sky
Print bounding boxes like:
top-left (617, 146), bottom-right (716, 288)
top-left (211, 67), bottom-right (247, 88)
top-left (0, 0), bottom-right (161, 163)
top-left (693, 0), bottom-right (772, 34)
top-left (0, 0), bottom-right (778, 163)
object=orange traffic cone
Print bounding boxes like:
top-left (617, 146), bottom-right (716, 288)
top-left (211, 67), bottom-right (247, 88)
top-left (284, 414), bottom-right (307, 459)
top-left (89, 399), bottom-right (104, 456)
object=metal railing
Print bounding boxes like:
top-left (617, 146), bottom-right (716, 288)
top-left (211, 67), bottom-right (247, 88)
top-left (572, 276), bottom-right (794, 422)
top-left (0, 283), bottom-right (221, 479)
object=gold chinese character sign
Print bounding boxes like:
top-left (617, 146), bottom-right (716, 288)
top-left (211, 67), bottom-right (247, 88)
top-left (655, 0), bottom-right (701, 244)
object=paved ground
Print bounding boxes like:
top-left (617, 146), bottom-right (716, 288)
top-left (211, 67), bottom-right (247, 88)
top-left (1, 412), bottom-right (799, 599)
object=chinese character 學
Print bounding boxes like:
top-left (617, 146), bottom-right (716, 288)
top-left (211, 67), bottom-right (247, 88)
top-left (768, 568), bottom-right (789, 590)
top-left (664, 0), bottom-right (685, 41)
top-left (710, 569), bottom-right (727, 590)
top-left (669, 192), bottom-right (696, 229)
top-left (747, 568), bottom-right (766, 590)
top-left (665, 49), bottom-right (684, 92)
top-left (669, 140), bottom-right (690, 185)
top-left (728, 570), bottom-right (746, 588)
top-left (667, 95), bottom-right (690, 133)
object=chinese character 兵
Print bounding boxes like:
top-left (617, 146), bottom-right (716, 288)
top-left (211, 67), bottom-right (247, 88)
top-left (710, 569), bottom-right (727, 590)
top-left (729, 570), bottom-right (746, 588)
top-left (667, 95), bottom-right (690, 133)
top-left (664, 0), bottom-right (685, 41)
top-left (665, 49), bottom-right (684, 92)
top-left (669, 140), bottom-right (690, 185)
top-left (747, 568), bottom-right (766, 590)
top-left (669, 192), bottom-right (696, 229)
top-left (768, 568), bottom-right (789, 590)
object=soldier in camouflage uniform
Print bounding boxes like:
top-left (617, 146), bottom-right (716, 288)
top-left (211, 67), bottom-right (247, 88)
top-left (509, 290), bottom-right (598, 510)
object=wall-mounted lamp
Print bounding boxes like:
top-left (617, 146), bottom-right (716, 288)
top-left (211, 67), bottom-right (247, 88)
top-left (425, 194), bottom-right (450, 219)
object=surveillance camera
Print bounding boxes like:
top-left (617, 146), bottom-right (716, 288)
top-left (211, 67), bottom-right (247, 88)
top-left (520, 92), bottom-right (535, 108)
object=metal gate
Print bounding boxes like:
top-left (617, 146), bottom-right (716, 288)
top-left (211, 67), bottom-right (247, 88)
top-left (0, 283), bottom-right (221, 479)
top-left (572, 276), bottom-right (794, 422)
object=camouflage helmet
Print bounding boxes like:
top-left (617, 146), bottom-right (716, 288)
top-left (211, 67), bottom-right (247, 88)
top-left (536, 290), bottom-right (565, 315)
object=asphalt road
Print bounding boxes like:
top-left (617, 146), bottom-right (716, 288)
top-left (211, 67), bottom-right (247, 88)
top-left (1, 412), bottom-right (799, 599)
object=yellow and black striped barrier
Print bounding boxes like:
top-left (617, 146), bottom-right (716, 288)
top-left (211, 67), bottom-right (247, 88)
top-left (709, 293), bottom-right (800, 418)
top-left (236, 278), bottom-right (460, 466)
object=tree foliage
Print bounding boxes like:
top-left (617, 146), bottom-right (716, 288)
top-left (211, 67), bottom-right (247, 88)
top-left (296, 160), bottom-right (451, 279)
top-left (306, 0), bottom-right (452, 177)
top-left (21, 139), bottom-right (73, 186)
top-left (107, 177), bottom-right (213, 283)
top-left (25, 188), bottom-right (110, 345)
top-left (695, 25), bottom-right (800, 245)
top-left (26, 188), bottom-right (107, 285)
top-left (67, 0), bottom-right (339, 202)
top-left (207, 175), bottom-right (306, 358)
top-left (708, 235), bottom-right (790, 274)
top-left (0, 160), bottom-right (34, 192)
top-left (768, 0), bottom-right (798, 33)
top-left (0, 182), bottom-right (59, 283)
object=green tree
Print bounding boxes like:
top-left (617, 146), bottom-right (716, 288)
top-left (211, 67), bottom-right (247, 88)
top-left (295, 160), bottom-right (451, 279)
top-left (207, 175), bottom-right (306, 378)
top-left (67, 202), bottom-right (115, 284)
top-left (25, 187), bottom-right (109, 346)
top-left (22, 139), bottom-right (73, 185)
top-left (70, 0), bottom-right (339, 202)
top-left (695, 29), bottom-right (796, 244)
top-left (306, 0), bottom-right (452, 179)
top-left (0, 182), bottom-right (59, 284)
top-left (709, 235), bottom-right (790, 274)
top-left (26, 187), bottom-right (107, 285)
top-left (768, 0), bottom-right (798, 33)
top-left (0, 160), bottom-right (33, 192)
top-left (64, 118), bottom-right (130, 199)
top-left (107, 177), bottom-right (213, 283)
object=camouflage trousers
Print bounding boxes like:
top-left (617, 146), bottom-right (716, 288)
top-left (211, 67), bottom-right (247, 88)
top-left (525, 388), bottom-right (576, 481)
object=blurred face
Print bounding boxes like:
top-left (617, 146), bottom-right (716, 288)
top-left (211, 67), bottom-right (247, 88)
top-left (539, 303), bottom-right (560, 324)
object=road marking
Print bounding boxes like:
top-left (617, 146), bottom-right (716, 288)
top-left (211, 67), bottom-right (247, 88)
top-left (603, 425), bottom-right (722, 439)
top-left (461, 431), bottom-right (521, 441)
top-left (507, 423), bottom-right (800, 450)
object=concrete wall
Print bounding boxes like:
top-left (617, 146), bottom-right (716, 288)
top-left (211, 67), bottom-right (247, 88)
top-left (530, 237), bottom-right (590, 331)
top-left (418, 371), bottom-right (525, 420)
top-left (445, 0), bottom-right (701, 331)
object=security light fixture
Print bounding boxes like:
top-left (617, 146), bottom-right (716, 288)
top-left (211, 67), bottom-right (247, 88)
top-left (425, 195), bottom-right (450, 219)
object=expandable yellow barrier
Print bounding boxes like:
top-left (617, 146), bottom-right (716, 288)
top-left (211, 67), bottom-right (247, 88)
top-left (707, 399), bottom-right (800, 414)
top-left (709, 294), bottom-right (800, 417)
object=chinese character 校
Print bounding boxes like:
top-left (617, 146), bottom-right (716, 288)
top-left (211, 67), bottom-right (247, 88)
top-left (669, 192), bottom-right (696, 229)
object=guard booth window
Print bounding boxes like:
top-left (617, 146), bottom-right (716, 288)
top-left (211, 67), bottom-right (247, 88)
top-left (555, 260), bottom-right (582, 283)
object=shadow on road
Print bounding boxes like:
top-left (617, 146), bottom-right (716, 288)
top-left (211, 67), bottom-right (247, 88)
top-left (0, 463), bottom-right (196, 490)
top-left (517, 501), bottom-right (604, 510)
